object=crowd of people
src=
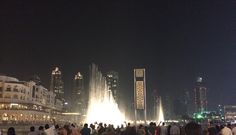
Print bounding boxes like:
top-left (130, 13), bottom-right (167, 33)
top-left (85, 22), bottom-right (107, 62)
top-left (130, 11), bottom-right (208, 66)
top-left (5, 121), bottom-right (236, 135)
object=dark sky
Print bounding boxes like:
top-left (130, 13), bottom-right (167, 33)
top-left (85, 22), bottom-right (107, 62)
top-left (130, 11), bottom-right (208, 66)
top-left (0, 0), bottom-right (236, 110)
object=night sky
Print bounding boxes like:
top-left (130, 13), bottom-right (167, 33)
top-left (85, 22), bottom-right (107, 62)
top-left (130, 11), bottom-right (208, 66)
top-left (1, 0), bottom-right (236, 110)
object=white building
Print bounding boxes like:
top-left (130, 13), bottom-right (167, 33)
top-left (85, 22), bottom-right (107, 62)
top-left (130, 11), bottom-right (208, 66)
top-left (0, 75), bottom-right (64, 123)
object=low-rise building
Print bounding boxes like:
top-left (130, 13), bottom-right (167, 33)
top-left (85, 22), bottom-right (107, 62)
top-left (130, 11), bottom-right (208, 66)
top-left (0, 75), bottom-right (64, 123)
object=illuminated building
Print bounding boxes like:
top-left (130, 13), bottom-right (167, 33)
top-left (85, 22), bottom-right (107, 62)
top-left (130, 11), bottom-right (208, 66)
top-left (50, 67), bottom-right (64, 99)
top-left (106, 71), bottom-right (119, 103)
top-left (217, 104), bottom-right (224, 118)
top-left (72, 72), bottom-right (86, 114)
top-left (194, 77), bottom-right (207, 112)
top-left (0, 75), bottom-right (64, 123)
top-left (224, 105), bottom-right (236, 122)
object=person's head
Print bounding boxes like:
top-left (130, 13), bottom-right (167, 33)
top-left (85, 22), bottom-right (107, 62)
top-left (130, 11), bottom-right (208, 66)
top-left (139, 124), bottom-right (143, 129)
top-left (30, 126), bottom-right (35, 132)
top-left (45, 124), bottom-right (50, 129)
top-left (185, 122), bottom-right (201, 135)
top-left (84, 123), bottom-right (88, 128)
top-left (162, 122), bottom-right (165, 126)
top-left (153, 122), bottom-right (156, 127)
top-left (39, 126), bottom-right (44, 131)
top-left (7, 127), bottom-right (16, 135)
top-left (209, 121), bottom-right (213, 125)
top-left (55, 124), bottom-right (60, 129)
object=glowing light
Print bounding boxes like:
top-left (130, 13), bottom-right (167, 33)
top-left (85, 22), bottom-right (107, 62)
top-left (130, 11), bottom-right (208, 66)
top-left (157, 97), bottom-right (164, 123)
top-left (62, 113), bottom-right (80, 115)
top-left (86, 64), bottom-right (125, 127)
top-left (10, 103), bottom-right (18, 106)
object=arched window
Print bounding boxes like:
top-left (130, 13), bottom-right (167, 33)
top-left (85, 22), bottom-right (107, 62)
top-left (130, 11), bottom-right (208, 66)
top-left (6, 85), bottom-right (11, 91)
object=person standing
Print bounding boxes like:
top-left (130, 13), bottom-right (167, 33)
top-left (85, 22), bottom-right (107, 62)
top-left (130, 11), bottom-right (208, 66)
top-left (80, 124), bottom-right (91, 135)
top-left (160, 123), bottom-right (167, 135)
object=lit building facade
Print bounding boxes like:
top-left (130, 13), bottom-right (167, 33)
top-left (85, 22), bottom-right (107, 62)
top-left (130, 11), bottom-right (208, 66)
top-left (106, 71), bottom-right (119, 103)
top-left (224, 105), bottom-right (236, 122)
top-left (194, 77), bottom-right (207, 112)
top-left (72, 72), bottom-right (86, 114)
top-left (50, 67), bottom-right (64, 99)
top-left (0, 75), bottom-right (64, 123)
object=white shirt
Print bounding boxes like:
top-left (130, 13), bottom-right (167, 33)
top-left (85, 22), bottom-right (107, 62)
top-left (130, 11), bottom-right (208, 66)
top-left (221, 127), bottom-right (232, 135)
top-left (160, 126), bottom-right (167, 135)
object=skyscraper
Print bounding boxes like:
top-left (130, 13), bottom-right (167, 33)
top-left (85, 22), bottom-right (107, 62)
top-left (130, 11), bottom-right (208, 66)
top-left (72, 72), bottom-right (85, 114)
top-left (194, 77), bottom-right (207, 112)
top-left (106, 71), bottom-right (119, 103)
top-left (50, 67), bottom-right (64, 99)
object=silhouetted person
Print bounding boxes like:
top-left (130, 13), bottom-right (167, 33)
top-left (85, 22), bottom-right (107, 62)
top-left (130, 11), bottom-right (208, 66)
top-left (7, 127), bottom-right (16, 135)
top-left (185, 122), bottom-right (202, 135)
top-left (39, 126), bottom-right (47, 135)
top-left (80, 123), bottom-right (91, 135)
top-left (28, 126), bottom-right (38, 135)
top-left (207, 122), bottom-right (217, 135)
top-left (45, 124), bottom-right (50, 130)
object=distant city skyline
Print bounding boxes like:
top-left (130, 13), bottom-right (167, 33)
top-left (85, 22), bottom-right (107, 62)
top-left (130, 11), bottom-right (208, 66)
top-left (1, 0), bottom-right (235, 111)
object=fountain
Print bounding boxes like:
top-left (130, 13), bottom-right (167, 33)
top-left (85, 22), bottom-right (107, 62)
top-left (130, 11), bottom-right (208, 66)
top-left (157, 97), bottom-right (164, 123)
top-left (86, 64), bottom-right (125, 126)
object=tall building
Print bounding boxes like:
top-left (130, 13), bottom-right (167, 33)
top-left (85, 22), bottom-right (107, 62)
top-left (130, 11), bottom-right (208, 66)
top-left (72, 72), bottom-right (85, 114)
top-left (106, 71), bottom-right (119, 103)
top-left (194, 77), bottom-right (207, 112)
top-left (50, 67), bottom-right (64, 99)
top-left (183, 90), bottom-right (194, 116)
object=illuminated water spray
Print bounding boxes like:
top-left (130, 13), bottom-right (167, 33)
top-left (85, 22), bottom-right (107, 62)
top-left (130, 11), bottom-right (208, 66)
top-left (86, 64), bottom-right (125, 126)
top-left (157, 97), bottom-right (164, 123)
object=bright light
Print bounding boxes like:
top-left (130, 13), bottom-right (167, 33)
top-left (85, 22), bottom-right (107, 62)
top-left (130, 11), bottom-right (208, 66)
top-left (86, 91), bottom-right (125, 127)
top-left (62, 113), bottom-right (80, 115)
top-left (86, 64), bottom-right (125, 127)
top-left (196, 114), bottom-right (203, 119)
top-left (157, 97), bottom-right (164, 123)
top-left (10, 103), bottom-right (18, 106)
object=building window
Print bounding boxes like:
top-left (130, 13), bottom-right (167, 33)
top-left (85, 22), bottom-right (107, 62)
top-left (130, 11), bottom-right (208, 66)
top-left (13, 86), bottom-right (18, 92)
top-left (0, 87), bottom-right (2, 92)
top-left (6, 86), bottom-right (11, 91)
top-left (0, 94), bottom-right (2, 98)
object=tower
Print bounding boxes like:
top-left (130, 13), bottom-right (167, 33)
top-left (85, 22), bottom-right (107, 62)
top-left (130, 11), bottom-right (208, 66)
top-left (73, 72), bottom-right (85, 114)
top-left (134, 68), bottom-right (147, 124)
top-left (194, 77), bottom-right (207, 112)
top-left (50, 67), bottom-right (64, 99)
top-left (106, 71), bottom-right (119, 103)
